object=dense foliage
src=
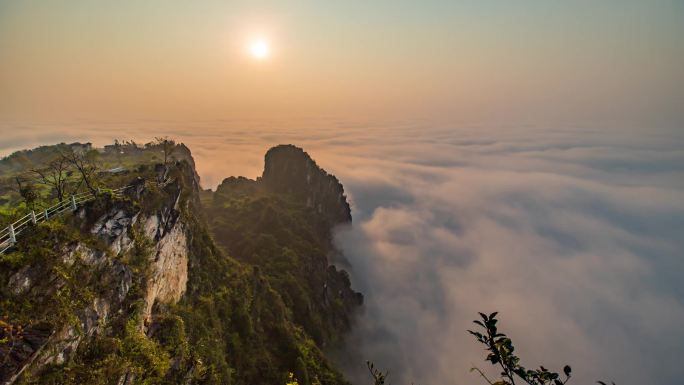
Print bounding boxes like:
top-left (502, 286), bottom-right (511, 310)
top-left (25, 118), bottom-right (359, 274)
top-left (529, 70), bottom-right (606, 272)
top-left (206, 177), bottom-right (362, 347)
top-left (1, 141), bottom-right (358, 385)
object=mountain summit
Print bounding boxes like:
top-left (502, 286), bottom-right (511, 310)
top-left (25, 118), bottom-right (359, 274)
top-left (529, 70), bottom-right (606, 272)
top-left (262, 145), bottom-right (352, 225)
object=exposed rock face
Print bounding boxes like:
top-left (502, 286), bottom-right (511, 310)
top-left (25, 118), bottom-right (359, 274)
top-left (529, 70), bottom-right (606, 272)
top-left (1, 144), bottom-right (359, 385)
top-left (1, 171), bottom-right (191, 384)
top-left (90, 205), bottom-right (138, 255)
top-left (261, 144), bottom-right (352, 224)
top-left (1, 239), bottom-right (132, 384)
top-left (87, 180), bottom-right (189, 322)
top-left (142, 215), bottom-right (187, 319)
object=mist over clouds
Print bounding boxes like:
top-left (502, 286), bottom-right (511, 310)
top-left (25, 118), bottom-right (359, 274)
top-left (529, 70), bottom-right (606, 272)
top-left (1, 121), bottom-right (683, 384)
top-left (330, 128), bottom-right (684, 385)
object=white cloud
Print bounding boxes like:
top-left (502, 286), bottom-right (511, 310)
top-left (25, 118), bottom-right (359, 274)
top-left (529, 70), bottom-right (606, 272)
top-left (330, 127), bottom-right (684, 385)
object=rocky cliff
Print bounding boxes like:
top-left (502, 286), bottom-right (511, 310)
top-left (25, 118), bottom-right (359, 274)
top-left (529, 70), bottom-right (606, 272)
top-left (0, 143), bottom-right (360, 385)
top-left (261, 145), bottom-right (351, 225)
top-left (0, 162), bottom-right (194, 385)
top-left (208, 145), bottom-right (362, 350)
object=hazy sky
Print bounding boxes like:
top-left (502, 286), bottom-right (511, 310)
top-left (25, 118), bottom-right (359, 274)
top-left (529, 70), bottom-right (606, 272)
top-left (1, 0), bottom-right (683, 128)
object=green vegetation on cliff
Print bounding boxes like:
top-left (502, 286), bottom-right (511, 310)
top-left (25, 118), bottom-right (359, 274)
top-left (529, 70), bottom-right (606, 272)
top-left (206, 175), bottom-right (362, 348)
top-left (0, 141), bottom-right (360, 385)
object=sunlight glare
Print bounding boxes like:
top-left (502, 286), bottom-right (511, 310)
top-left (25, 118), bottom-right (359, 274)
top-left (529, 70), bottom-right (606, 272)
top-left (249, 39), bottom-right (270, 60)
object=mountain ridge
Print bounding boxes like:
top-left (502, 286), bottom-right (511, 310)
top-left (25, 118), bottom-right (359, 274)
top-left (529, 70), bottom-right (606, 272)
top-left (0, 141), bottom-right (360, 385)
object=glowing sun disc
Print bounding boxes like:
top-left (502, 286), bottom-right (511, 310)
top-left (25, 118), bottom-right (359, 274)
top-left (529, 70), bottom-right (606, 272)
top-left (249, 39), bottom-right (270, 59)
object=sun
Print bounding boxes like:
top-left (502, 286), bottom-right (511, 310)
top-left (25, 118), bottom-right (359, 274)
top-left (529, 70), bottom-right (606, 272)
top-left (248, 39), bottom-right (270, 60)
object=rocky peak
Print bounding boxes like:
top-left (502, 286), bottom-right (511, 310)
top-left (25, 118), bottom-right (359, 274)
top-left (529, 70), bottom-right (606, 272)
top-left (261, 144), bottom-right (351, 224)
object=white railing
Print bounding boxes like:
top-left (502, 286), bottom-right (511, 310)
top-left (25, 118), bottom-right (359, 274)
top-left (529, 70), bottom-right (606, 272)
top-left (0, 185), bottom-right (132, 255)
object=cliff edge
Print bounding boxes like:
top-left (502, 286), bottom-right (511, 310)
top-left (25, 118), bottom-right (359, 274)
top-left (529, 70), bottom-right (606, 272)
top-left (0, 142), bottom-right (360, 385)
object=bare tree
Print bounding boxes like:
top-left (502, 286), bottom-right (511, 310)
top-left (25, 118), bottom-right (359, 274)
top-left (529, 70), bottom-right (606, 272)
top-left (31, 157), bottom-right (71, 202)
top-left (13, 174), bottom-right (38, 209)
top-left (60, 148), bottom-right (100, 195)
top-left (154, 136), bottom-right (176, 164)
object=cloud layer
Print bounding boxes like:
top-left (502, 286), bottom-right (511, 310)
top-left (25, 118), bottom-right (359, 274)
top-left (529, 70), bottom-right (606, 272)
top-left (1, 120), bottom-right (683, 384)
top-left (328, 126), bottom-right (684, 385)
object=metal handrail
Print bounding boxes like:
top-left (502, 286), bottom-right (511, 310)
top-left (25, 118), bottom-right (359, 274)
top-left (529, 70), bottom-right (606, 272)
top-left (0, 185), bottom-right (132, 254)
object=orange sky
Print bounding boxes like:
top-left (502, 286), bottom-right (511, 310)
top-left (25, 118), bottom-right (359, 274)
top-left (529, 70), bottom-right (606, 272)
top-left (1, 1), bottom-right (683, 129)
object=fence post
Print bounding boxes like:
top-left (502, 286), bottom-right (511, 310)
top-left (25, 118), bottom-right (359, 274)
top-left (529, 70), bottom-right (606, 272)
top-left (30, 210), bottom-right (37, 225)
top-left (44, 209), bottom-right (49, 220)
top-left (9, 223), bottom-right (16, 244)
top-left (71, 195), bottom-right (78, 211)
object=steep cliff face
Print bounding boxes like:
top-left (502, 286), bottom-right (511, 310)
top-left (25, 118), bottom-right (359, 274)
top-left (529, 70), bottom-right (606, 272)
top-left (1, 143), bottom-right (360, 385)
top-left (88, 185), bottom-right (189, 322)
top-left (0, 163), bottom-right (195, 385)
top-left (208, 145), bottom-right (362, 349)
top-left (262, 145), bottom-right (351, 225)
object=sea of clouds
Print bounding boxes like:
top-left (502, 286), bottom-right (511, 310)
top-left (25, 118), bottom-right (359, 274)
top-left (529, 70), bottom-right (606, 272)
top-left (1, 119), bottom-right (682, 385)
